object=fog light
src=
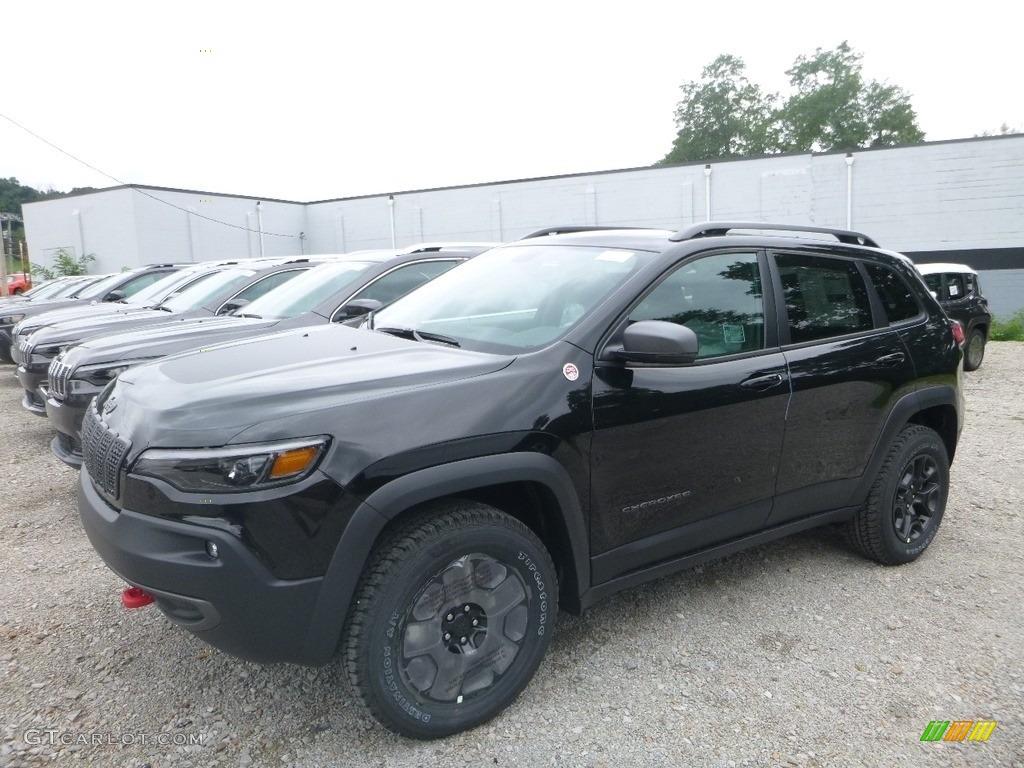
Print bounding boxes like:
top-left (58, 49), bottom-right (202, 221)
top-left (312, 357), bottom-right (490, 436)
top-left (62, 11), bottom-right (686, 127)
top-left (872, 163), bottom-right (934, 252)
top-left (206, 541), bottom-right (219, 559)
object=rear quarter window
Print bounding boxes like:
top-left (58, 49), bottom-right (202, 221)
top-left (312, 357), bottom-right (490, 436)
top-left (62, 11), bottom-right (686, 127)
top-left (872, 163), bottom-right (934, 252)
top-left (865, 264), bottom-right (920, 324)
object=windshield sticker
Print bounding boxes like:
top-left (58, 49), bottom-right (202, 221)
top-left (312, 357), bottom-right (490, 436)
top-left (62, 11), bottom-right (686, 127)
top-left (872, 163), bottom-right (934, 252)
top-left (596, 250), bottom-right (634, 263)
top-left (722, 325), bottom-right (746, 344)
top-left (562, 363), bottom-right (579, 381)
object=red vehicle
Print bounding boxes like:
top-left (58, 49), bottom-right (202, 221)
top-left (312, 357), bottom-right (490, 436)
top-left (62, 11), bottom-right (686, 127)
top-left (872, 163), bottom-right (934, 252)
top-left (5, 273), bottom-right (31, 295)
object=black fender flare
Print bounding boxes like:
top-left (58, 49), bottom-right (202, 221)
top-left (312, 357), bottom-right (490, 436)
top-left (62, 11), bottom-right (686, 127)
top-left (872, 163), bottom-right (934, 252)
top-left (299, 452), bottom-right (590, 664)
top-left (853, 385), bottom-right (960, 502)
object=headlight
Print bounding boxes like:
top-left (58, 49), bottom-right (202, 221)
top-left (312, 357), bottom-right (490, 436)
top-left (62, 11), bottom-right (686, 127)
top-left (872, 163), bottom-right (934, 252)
top-left (132, 437), bottom-right (330, 493)
top-left (0, 313), bottom-right (25, 325)
top-left (29, 344), bottom-right (67, 364)
top-left (72, 361), bottom-right (137, 388)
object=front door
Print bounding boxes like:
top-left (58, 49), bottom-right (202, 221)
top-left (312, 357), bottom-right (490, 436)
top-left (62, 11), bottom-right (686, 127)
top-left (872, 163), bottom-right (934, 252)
top-left (589, 251), bottom-right (790, 583)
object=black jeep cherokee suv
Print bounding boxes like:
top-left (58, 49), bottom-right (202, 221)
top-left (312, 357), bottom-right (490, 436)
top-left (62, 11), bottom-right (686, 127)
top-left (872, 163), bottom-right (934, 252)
top-left (78, 223), bottom-right (963, 739)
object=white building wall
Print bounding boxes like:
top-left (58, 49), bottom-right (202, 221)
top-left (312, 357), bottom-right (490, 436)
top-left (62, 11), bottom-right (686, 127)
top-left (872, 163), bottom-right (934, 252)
top-left (129, 189), bottom-right (307, 262)
top-left (24, 188), bottom-right (308, 271)
top-left (22, 187), bottom-right (139, 274)
top-left (23, 135), bottom-right (1024, 269)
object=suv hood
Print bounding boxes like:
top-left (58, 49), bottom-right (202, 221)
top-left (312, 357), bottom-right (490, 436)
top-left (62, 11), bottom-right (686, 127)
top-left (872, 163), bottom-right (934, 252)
top-left (16, 301), bottom-right (152, 336)
top-left (24, 306), bottom-right (207, 349)
top-left (70, 315), bottom-right (280, 366)
top-left (108, 324), bottom-right (513, 449)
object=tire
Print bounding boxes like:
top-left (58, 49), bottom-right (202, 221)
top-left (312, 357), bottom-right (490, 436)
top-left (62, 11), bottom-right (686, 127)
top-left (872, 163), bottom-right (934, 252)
top-left (963, 328), bottom-right (986, 371)
top-left (12, 288), bottom-right (23, 295)
top-left (343, 501), bottom-right (557, 739)
top-left (847, 425), bottom-right (949, 565)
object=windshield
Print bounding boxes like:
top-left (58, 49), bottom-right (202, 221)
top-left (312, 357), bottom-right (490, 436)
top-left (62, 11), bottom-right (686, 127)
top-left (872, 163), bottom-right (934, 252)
top-left (373, 244), bottom-right (646, 353)
top-left (77, 272), bottom-right (135, 300)
top-left (159, 268), bottom-right (256, 312)
top-left (240, 260), bottom-right (374, 319)
top-left (23, 279), bottom-right (76, 300)
top-left (65, 275), bottom-right (111, 298)
top-left (124, 269), bottom-right (204, 305)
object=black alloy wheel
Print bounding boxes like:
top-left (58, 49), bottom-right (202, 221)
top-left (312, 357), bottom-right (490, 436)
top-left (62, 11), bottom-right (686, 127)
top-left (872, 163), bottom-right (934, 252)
top-left (848, 425), bottom-right (949, 565)
top-left (344, 501), bottom-right (557, 739)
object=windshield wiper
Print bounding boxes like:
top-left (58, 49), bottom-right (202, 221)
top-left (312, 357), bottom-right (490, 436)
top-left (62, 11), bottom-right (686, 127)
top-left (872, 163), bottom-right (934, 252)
top-left (235, 313), bottom-right (263, 319)
top-left (375, 327), bottom-right (461, 348)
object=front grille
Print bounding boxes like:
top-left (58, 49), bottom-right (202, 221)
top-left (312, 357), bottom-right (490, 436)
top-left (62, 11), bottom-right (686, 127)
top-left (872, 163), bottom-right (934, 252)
top-left (82, 408), bottom-right (131, 499)
top-left (17, 337), bottom-right (31, 355)
top-left (49, 360), bottom-right (72, 400)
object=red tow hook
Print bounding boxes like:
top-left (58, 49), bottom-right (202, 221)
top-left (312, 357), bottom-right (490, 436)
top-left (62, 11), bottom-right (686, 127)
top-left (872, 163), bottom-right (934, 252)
top-left (121, 586), bottom-right (155, 609)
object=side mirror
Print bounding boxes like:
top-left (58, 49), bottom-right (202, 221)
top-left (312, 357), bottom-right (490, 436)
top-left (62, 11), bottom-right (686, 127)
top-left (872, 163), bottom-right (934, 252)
top-left (616, 320), bottom-right (699, 365)
top-left (218, 298), bottom-right (249, 316)
top-left (105, 289), bottom-right (126, 302)
top-left (335, 298), bottom-right (383, 321)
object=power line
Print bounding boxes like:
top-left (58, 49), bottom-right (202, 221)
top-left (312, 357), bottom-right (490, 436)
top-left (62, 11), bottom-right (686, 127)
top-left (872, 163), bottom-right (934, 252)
top-left (0, 111), bottom-right (298, 238)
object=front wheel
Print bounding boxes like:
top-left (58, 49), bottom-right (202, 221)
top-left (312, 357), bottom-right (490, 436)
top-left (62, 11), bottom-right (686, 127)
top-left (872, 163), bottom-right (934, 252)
top-left (343, 501), bottom-right (557, 738)
top-left (847, 425), bottom-right (949, 565)
top-left (963, 328), bottom-right (986, 371)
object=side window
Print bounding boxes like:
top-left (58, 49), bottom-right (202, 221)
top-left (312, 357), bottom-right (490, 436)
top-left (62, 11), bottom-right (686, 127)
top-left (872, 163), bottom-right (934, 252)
top-left (775, 253), bottom-right (873, 344)
top-left (346, 260), bottom-right (457, 308)
top-left (118, 271), bottom-right (170, 297)
top-left (946, 273), bottom-right (965, 300)
top-left (232, 270), bottom-right (302, 304)
top-left (865, 264), bottom-right (920, 324)
top-left (922, 273), bottom-right (944, 299)
top-left (629, 252), bottom-right (764, 359)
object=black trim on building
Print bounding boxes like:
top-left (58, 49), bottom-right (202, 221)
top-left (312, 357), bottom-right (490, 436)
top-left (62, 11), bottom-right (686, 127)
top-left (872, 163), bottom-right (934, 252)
top-left (905, 248), bottom-right (1024, 271)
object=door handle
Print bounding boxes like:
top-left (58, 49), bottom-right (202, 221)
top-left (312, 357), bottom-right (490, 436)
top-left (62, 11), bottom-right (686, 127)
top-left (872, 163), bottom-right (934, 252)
top-left (876, 352), bottom-right (906, 367)
top-left (740, 373), bottom-right (784, 391)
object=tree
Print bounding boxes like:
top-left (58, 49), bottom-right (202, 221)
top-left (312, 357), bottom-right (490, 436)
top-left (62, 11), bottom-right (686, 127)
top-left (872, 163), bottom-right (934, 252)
top-left (661, 43), bottom-right (925, 163)
top-left (975, 123), bottom-right (1022, 137)
top-left (780, 42), bottom-right (923, 152)
top-left (661, 55), bottom-right (780, 164)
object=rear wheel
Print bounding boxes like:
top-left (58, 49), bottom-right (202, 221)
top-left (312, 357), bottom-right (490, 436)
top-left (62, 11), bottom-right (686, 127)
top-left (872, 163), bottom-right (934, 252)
top-left (963, 328), bottom-right (986, 371)
top-left (343, 501), bottom-right (557, 738)
top-left (848, 425), bottom-right (949, 565)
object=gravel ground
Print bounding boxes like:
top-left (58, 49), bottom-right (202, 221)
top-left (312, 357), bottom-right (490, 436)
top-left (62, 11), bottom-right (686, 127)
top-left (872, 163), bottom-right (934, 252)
top-left (2, 344), bottom-right (1022, 768)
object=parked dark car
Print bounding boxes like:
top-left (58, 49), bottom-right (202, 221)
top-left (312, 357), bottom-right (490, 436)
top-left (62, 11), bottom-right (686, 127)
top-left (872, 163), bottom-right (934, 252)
top-left (78, 223), bottom-right (962, 739)
top-left (0, 264), bottom-right (186, 363)
top-left (17, 257), bottom-right (325, 417)
top-left (46, 245), bottom-right (487, 465)
top-left (917, 262), bottom-right (990, 371)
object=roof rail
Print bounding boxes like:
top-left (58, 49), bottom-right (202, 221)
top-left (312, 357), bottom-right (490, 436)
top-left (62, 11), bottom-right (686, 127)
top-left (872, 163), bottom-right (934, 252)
top-left (669, 222), bottom-right (879, 248)
top-left (519, 226), bottom-right (652, 240)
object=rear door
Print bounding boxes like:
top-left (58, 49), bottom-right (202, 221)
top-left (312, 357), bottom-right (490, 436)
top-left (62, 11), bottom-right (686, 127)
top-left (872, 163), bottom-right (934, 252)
top-left (766, 251), bottom-right (918, 525)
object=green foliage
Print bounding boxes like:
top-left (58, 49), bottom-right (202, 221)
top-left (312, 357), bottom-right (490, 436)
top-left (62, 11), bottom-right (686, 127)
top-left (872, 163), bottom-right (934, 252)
top-left (975, 123), bottom-right (1022, 137)
top-left (31, 247), bottom-right (96, 281)
top-left (990, 310), bottom-right (1024, 341)
top-left (662, 55), bottom-right (781, 164)
top-left (662, 42), bottom-right (925, 163)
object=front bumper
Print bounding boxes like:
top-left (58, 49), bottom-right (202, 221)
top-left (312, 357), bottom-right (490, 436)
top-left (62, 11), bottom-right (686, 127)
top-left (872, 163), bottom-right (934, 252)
top-left (46, 394), bottom-right (90, 468)
top-left (0, 329), bottom-right (12, 363)
top-left (17, 365), bottom-right (48, 416)
top-left (77, 468), bottom-right (328, 664)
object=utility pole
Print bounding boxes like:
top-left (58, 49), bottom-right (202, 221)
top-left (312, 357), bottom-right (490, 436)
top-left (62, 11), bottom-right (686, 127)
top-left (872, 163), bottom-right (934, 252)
top-left (0, 212), bottom-right (23, 297)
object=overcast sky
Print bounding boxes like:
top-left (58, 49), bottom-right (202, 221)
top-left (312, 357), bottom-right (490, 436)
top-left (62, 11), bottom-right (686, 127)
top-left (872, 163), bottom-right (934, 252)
top-left (2, 0), bottom-right (1020, 203)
